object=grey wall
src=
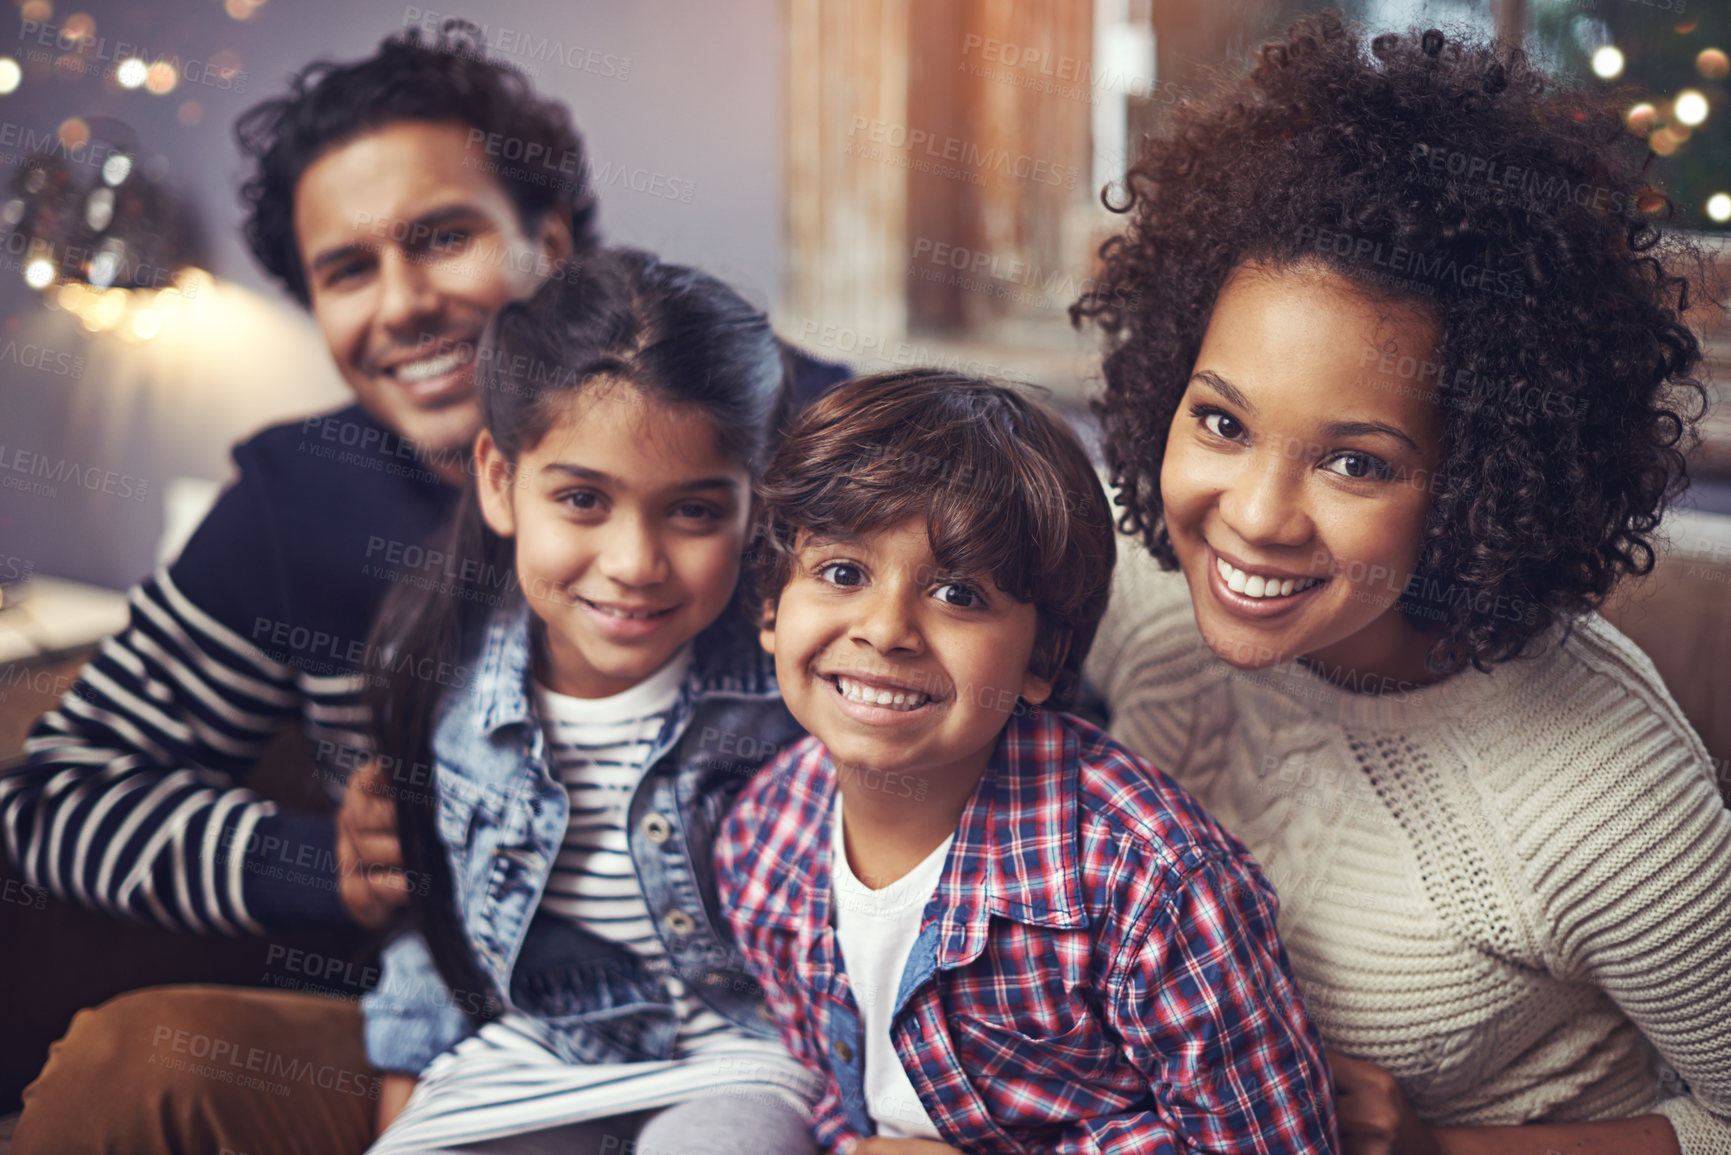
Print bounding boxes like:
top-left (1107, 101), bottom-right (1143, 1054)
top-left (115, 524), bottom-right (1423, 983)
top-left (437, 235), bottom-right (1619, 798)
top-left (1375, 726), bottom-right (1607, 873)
top-left (0, 0), bottom-right (787, 588)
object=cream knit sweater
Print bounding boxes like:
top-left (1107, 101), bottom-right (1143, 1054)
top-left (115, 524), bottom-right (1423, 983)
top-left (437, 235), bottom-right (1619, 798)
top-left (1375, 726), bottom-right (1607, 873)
top-left (1085, 538), bottom-right (1731, 1153)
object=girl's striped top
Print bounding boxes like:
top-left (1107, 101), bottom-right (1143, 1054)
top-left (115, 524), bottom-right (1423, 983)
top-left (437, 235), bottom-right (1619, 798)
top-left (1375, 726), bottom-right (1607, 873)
top-left (532, 643), bottom-right (736, 1051)
top-left (362, 647), bottom-right (821, 1152)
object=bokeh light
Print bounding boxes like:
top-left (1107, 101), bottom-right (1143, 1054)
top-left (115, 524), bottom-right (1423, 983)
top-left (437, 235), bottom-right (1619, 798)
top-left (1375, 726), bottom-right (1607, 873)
top-left (24, 258), bottom-right (56, 290)
top-left (1708, 193), bottom-right (1731, 224)
top-left (89, 287), bottom-right (127, 331)
top-left (116, 58), bottom-right (147, 89)
top-left (84, 186), bottom-right (113, 231)
top-left (1674, 90), bottom-right (1709, 127)
top-left (57, 117), bottom-right (89, 149)
top-left (144, 61), bottom-right (177, 95)
top-left (1626, 102), bottom-right (1657, 135)
top-left (1591, 46), bottom-right (1624, 80)
top-left (0, 58), bottom-right (21, 95)
top-left (102, 152), bottom-right (132, 185)
top-left (1698, 49), bottom-right (1729, 81)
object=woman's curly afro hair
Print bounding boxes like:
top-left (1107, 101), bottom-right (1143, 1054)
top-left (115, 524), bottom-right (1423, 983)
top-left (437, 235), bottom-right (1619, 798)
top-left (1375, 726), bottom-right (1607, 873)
top-left (235, 20), bottom-right (600, 306)
top-left (1072, 12), bottom-right (1710, 672)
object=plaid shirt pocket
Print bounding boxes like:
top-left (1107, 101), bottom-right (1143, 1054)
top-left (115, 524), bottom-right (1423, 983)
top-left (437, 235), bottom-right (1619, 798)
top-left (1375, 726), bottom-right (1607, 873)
top-left (948, 1010), bottom-right (1122, 1088)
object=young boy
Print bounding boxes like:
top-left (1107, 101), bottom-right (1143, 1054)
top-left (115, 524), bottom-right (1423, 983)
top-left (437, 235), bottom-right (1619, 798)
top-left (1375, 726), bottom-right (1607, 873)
top-left (717, 371), bottom-right (1340, 1154)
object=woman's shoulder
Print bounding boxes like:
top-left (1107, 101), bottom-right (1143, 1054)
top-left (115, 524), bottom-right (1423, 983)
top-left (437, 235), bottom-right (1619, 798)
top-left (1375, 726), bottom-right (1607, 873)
top-left (1450, 613), bottom-right (1723, 907)
top-left (1487, 611), bottom-right (1714, 783)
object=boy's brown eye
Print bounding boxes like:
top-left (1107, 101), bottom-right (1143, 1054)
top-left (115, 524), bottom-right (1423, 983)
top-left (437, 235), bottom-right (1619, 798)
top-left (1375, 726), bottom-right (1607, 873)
top-left (816, 561), bottom-right (865, 587)
top-left (934, 582), bottom-right (981, 608)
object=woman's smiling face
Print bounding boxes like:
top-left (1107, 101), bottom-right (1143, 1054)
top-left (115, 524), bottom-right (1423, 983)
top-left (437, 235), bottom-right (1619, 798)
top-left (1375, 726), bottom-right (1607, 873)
top-left (1160, 261), bottom-right (1446, 685)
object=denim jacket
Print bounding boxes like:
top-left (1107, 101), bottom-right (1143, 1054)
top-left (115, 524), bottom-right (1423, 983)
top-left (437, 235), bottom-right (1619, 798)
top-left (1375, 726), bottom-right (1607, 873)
top-left (362, 599), bottom-right (805, 1073)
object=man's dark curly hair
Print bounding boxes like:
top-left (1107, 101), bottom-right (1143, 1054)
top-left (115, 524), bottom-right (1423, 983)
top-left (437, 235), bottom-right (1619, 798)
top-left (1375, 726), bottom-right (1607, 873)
top-left (235, 20), bottom-right (600, 306)
top-left (1072, 12), bottom-right (1710, 672)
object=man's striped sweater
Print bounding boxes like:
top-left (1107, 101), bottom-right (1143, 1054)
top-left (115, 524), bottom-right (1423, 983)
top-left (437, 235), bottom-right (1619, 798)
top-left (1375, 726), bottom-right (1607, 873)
top-left (0, 404), bottom-right (458, 932)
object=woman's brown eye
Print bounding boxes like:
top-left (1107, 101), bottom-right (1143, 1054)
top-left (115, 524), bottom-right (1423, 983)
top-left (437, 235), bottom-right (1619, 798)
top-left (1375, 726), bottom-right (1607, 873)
top-left (1204, 412), bottom-right (1244, 440)
top-left (1322, 451), bottom-right (1392, 481)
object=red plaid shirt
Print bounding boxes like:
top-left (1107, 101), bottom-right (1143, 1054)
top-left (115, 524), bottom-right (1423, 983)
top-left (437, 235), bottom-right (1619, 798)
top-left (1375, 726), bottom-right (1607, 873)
top-left (717, 708), bottom-right (1340, 1155)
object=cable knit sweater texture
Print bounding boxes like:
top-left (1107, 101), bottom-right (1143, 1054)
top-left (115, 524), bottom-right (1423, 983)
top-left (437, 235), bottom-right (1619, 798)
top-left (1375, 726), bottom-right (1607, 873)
top-left (1084, 538), bottom-right (1731, 1154)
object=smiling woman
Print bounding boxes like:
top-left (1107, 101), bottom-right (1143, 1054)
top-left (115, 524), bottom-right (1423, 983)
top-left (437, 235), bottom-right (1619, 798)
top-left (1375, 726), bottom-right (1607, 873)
top-left (1076, 14), bottom-right (1730, 1155)
top-left (1161, 263), bottom-right (1446, 688)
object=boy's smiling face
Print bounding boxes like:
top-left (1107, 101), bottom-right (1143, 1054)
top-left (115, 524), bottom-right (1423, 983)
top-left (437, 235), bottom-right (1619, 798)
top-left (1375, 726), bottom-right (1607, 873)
top-left (762, 514), bottom-right (1055, 786)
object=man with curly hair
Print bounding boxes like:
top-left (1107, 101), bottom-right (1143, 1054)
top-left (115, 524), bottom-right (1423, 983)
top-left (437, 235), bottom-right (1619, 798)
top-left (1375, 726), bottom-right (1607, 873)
top-left (1077, 14), bottom-right (1728, 1155)
top-left (2, 23), bottom-right (840, 1155)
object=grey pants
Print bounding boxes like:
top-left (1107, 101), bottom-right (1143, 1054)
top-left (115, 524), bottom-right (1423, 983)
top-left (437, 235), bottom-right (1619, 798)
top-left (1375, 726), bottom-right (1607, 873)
top-left (414, 1092), bottom-right (818, 1155)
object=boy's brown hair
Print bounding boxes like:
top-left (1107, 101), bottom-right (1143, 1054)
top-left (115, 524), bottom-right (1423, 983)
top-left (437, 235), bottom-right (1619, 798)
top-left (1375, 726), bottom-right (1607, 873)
top-left (753, 370), bottom-right (1115, 710)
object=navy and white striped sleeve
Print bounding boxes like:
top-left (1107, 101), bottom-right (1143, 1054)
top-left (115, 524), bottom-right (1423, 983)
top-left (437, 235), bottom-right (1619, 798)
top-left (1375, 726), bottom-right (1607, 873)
top-left (0, 432), bottom-right (370, 936)
top-left (0, 565), bottom-right (349, 933)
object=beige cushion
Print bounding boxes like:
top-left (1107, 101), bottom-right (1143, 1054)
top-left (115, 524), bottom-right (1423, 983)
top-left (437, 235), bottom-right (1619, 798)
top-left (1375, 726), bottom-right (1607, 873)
top-left (1599, 516), bottom-right (1731, 799)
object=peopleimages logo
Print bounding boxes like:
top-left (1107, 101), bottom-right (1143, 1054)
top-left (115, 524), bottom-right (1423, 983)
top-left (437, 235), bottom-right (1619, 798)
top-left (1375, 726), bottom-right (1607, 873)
top-left (0, 444), bottom-right (149, 501)
top-left (846, 117), bottom-right (1079, 188)
top-left (0, 119), bottom-right (127, 168)
top-left (1408, 143), bottom-right (1636, 215)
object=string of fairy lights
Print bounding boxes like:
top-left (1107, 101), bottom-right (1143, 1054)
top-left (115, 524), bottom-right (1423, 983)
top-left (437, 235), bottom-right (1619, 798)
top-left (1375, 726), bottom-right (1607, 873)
top-left (0, 1), bottom-right (250, 339)
top-left (1588, 37), bottom-right (1728, 223)
top-left (0, 0), bottom-right (1722, 331)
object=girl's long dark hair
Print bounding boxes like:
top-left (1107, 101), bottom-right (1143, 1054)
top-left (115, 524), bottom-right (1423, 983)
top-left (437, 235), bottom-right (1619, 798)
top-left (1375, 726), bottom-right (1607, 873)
top-left (364, 247), bottom-right (789, 1021)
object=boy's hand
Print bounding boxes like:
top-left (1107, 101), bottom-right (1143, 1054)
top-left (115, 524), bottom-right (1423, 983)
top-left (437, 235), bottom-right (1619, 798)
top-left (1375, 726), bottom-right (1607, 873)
top-left (336, 758), bottom-right (411, 928)
top-left (1329, 1051), bottom-right (1441, 1155)
top-left (377, 1071), bottom-right (417, 1135)
top-left (853, 1140), bottom-right (963, 1154)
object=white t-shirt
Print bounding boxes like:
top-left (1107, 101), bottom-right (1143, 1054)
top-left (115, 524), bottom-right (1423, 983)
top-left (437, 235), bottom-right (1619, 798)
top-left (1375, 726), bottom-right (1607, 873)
top-left (831, 791), bottom-right (954, 1141)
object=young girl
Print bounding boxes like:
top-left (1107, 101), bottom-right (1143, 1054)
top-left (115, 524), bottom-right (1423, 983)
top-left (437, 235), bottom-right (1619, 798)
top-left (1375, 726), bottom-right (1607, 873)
top-left (359, 247), bottom-right (824, 1155)
top-left (1076, 15), bottom-right (1729, 1155)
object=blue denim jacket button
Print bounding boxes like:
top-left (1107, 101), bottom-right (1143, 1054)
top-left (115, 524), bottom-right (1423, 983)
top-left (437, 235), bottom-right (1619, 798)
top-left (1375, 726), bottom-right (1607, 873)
top-left (662, 909), bottom-right (696, 936)
top-left (641, 812), bottom-right (673, 844)
top-left (833, 1037), bottom-right (854, 1063)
